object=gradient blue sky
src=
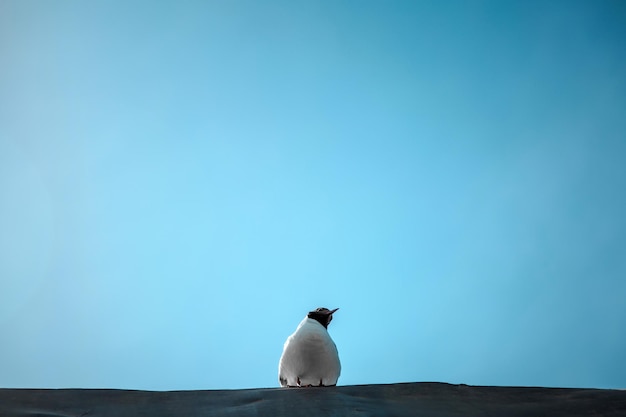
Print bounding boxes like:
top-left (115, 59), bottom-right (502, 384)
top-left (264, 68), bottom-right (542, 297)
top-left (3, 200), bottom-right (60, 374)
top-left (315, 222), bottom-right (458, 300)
top-left (1, 0), bottom-right (625, 391)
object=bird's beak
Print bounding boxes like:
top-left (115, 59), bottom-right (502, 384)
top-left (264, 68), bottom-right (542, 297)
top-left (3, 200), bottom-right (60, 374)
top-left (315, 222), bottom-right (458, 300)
top-left (330, 308), bottom-right (339, 314)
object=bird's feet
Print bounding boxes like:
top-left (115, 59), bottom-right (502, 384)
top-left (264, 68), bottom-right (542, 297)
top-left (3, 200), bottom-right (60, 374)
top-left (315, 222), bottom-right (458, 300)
top-left (289, 377), bottom-right (333, 387)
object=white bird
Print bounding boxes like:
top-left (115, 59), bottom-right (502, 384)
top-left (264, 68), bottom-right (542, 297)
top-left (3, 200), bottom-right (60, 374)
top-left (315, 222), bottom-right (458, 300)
top-left (278, 307), bottom-right (341, 387)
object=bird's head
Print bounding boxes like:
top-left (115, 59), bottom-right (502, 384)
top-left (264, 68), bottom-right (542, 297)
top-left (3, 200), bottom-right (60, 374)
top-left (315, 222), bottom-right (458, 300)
top-left (307, 307), bottom-right (339, 329)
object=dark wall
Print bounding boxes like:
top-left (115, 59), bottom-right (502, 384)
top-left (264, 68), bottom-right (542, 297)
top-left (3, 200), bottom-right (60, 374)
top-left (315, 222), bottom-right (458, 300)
top-left (1, 382), bottom-right (625, 417)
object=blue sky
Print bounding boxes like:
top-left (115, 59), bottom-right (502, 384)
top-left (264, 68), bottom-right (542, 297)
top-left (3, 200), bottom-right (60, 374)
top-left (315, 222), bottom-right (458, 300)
top-left (1, 0), bottom-right (625, 390)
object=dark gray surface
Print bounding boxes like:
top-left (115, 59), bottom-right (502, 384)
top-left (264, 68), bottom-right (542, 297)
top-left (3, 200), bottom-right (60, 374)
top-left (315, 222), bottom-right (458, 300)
top-left (1, 382), bottom-right (625, 417)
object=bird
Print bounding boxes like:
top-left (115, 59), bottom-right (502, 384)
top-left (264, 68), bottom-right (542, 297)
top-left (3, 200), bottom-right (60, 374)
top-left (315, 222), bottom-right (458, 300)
top-left (278, 307), bottom-right (341, 387)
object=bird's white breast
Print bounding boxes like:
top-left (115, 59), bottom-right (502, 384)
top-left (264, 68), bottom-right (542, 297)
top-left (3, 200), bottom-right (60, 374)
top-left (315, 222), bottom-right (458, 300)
top-left (278, 317), bottom-right (341, 387)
